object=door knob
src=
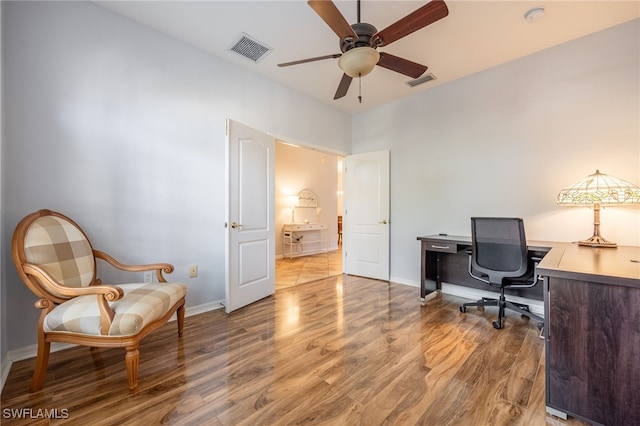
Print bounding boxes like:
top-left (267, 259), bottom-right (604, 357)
top-left (379, 219), bottom-right (389, 224)
top-left (231, 222), bottom-right (242, 229)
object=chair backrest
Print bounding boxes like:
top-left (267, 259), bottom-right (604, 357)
top-left (12, 210), bottom-right (97, 300)
top-left (471, 217), bottom-right (528, 285)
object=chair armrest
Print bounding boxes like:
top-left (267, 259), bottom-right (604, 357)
top-left (23, 263), bottom-right (124, 300)
top-left (23, 263), bottom-right (123, 334)
top-left (467, 250), bottom-right (490, 285)
top-left (93, 250), bottom-right (174, 283)
top-left (503, 256), bottom-right (544, 288)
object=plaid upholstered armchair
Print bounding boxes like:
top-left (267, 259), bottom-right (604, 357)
top-left (11, 209), bottom-right (187, 392)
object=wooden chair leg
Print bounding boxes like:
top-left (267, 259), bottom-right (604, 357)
top-left (125, 346), bottom-right (139, 391)
top-left (30, 340), bottom-right (50, 392)
top-left (177, 304), bottom-right (185, 337)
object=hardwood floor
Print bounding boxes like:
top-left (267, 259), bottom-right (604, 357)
top-left (275, 248), bottom-right (342, 290)
top-left (1, 275), bottom-right (587, 425)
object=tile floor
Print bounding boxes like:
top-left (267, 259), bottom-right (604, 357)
top-left (276, 246), bottom-right (342, 290)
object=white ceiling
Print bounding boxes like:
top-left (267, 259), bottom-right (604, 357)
top-left (94, 1), bottom-right (639, 115)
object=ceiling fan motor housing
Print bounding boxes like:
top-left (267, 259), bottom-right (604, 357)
top-left (341, 22), bottom-right (378, 53)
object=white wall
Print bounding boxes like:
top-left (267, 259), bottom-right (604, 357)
top-left (352, 19), bottom-right (640, 286)
top-left (2, 1), bottom-right (350, 352)
top-left (275, 142), bottom-right (340, 256)
top-left (0, 0), bottom-right (8, 389)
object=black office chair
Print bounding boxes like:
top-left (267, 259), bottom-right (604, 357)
top-left (459, 217), bottom-right (544, 330)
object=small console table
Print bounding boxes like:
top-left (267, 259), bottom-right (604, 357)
top-left (283, 223), bottom-right (328, 259)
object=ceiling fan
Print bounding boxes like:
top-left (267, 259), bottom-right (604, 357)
top-left (278, 0), bottom-right (449, 102)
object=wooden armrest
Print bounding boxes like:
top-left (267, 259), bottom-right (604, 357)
top-left (23, 263), bottom-right (122, 334)
top-left (93, 250), bottom-right (174, 283)
top-left (23, 263), bottom-right (123, 300)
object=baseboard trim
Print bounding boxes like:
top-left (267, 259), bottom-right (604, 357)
top-left (389, 276), bottom-right (418, 287)
top-left (183, 300), bottom-right (225, 317)
top-left (388, 279), bottom-right (544, 317)
top-left (441, 283), bottom-right (544, 316)
top-left (1, 355), bottom-right (11, 394)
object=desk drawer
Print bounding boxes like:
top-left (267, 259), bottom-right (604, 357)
top-left (423, 240), bottom-right (458, 253)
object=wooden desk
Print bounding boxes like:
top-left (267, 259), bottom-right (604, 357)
top-left (416, 235), bottom-right (553, 303)
top-left (538, 245), bottom-right (640, 425)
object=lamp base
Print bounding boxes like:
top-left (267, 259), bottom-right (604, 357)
top-left (578, 234), bottom-right (617, 248)
top-left (576, 203), bottom-right (617, 248)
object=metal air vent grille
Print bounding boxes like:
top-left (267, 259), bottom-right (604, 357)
top-left (229, 33), bottom-right (272, 63)
top-left (406, 73), bottom-right (436, 87)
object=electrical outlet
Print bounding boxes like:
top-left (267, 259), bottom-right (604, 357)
top-left (189, 265), bottom-right (198, 278)
top-left (143, 271), bottom-right (153, 283)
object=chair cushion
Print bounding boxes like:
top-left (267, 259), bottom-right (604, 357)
top-left (43, 282), bottom-right (187, 336)
top-left (24, 216), bottom-right (95, 288)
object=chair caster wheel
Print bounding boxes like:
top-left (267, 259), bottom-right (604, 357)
top-left (493, 321), bottom-right (502, 329)
top-left (460, 306), bottom-right (467, 313)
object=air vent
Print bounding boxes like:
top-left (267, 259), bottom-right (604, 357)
top-left (228, 33), bottom-right (272, 63)
top-left (406, 73), bottom-right (436, 88)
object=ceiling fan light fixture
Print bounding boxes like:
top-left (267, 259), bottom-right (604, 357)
top-left (338, 47), bottom-right (380, 78)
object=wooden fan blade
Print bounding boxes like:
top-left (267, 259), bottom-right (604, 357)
top-left (278, 54), bottom-right (342, 67)
top-left (334, 73), bottom-right (352, 99)
top-left (377, 52), bottom-right (427, 79)
top-left (373, 0), bottom-right (448, 47)
top-left (308, 0), bottom-right (358, 41)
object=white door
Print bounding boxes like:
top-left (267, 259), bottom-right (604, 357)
top-left (343, 150), bottom-right (390, 281)
top-left (225, 119), bottom-right (275, 313)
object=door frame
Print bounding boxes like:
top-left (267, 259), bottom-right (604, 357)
top-left (226, 127), bottom-right (354, 301)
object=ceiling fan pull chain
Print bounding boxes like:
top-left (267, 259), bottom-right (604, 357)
top-left (358, 73), bottom-right (362, 103)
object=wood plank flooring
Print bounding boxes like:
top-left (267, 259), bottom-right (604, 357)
top-left (275, 249), bottom-right (342, 290)
top-left (1, 275), bottom-right (587, 425)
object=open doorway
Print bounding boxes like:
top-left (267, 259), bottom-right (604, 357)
top-left (275, 141), bottom-right (343, 290)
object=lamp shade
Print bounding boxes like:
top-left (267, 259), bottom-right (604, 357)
top-left (557, 170), bottom-right (640, 206)
top-left (338, 47), bottom-right (380, 78)
top-left (288, 195), bottom-right (299, 208)
top-left (557, 170), bottom-right (640, 247)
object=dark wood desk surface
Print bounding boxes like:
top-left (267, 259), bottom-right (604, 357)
top-left (537, 244), bottom-right (640, 288)
top-left (417, 234), bottom-right (565, 251)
